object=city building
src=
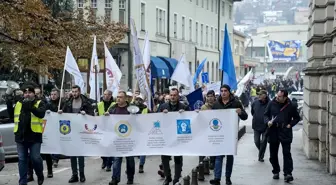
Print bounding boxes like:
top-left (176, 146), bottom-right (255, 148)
top-left (304, 0), bottom-right (336, 174)
top-left (73, 0), bottom-right (241, 92)
top-left (245, 24), bottom-right (308, 76)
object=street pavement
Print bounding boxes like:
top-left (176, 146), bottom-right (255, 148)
top-left (0, 110), bottom-right (333, 185)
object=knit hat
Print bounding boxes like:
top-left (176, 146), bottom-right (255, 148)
top-left (22, 85), bottom-right (35, 94)
top-left (221, 84), bottom-right (231, 92)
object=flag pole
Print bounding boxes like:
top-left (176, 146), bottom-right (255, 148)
top-left (58, 47), bottom-right (68, 111)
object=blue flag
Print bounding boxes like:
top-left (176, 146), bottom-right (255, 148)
top-left (193, 57), bottom-right (207, 85)
top-left (219, 24), bottom-right (237, 90)
top-left (186, 88), bottom-right (204, 110)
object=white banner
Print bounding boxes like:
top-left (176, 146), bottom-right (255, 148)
top-left (41, 110), bottom-right (239, 156)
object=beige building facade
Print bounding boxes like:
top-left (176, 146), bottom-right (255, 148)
top-left (304, 0), bottom-right (336, 174)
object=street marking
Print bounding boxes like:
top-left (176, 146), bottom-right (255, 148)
top-left (0, 167), bottom-right (69, 177)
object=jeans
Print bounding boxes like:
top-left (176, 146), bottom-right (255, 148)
top-left (52, 154), bottom-right (60, 162)
top-left (17, 142), bottom-right (43, 185)
top-left (112, 157), bottom-right (135, 181)
top-left (254, 130), bottom-right (267, 160)
top-left (102, 157), bottom-right (114, 168)
top-left (161, 155), bottom-right (183, 180)
top-left (269, 141), bottom-right (293, 175)
top-left (28, 154), bottom-right (53, 175)
top-left (139, 156), bottom-right (146, 166)
top-left (70, 157), bottom-right (85, 176)
top-left (214, 155), bottom-right (234, 180)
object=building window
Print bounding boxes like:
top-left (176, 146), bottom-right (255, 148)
top-left (211, 62), bottom-right (214, 81)
top-left (195, 22), bottom-right (199, 43)
top-left (215, 0), bottom-right (217, 14)
top-left (174, 13), bottom-right (177, 38)
top-left (202, 0), bottom-right (204, 8)
top-left (91, 0), bottom-right (97, 8)
top-left (140, 3), bottom-right (146, 31)
top-left (77, 0), bottom-right (84, 8)
top-left (189, 19), bottom-right (192, 41)
top-left (229, 5), bottom-right (232, 19)
top-left (240, 41), bottom-right (244, 55)
top-left (119, 0), bottom-right (126, 9)
top-left (105, 9), bottom-right (112, 23)
top-left (221, 30), bottom-right (224, 44)
top-left (206, 26), bottom-right (209, 46)
top-left (182, 16), bottom-right (185, 40)
top-left (210, 27), bottom-right (213, 48)
top-left (234, 40), bottom-right (239, 54)
top-left (211, 0), bottom-right (214, 12)
top-left (196, 0), bottom-right (199, 5)
top-left (221, 1), bottom-right (225, 16)
top-left (215, 28), bottom-right (218, 48)
top-left (207, 62), bottom-right (209, 72)
top-left (156, 8), bottom-right (166, 36)
top-left (216, 62), bottom-right (218, 80)
top-left (201, 24), bottom-right (204, 45)
top-left (189, 62), bottom-right (192, 73)
top-left (105, 0), bottom-right (112, 8)
top-left (119, 0), bottom-right (126, 24)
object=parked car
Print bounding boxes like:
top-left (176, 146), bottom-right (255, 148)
top-left (0, 132), bottom-right (5, 171)
top-left (0, 104), bottom-right (16, 158)
top-left (289, 91), bottom-right (303, 119)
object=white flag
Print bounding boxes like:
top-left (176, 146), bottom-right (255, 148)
top-left (142, 31), bottom-right (152, 111)
top-left (104, 43), bottom-right (122, 96)
top-left (89, 36), bottom-right (100, 100)
top-left (64, 46), bottom-right (85, 91)
top-left (171, 54), bottom-right (195, 91)
top-left (130, 19), bottom-right (151, 109)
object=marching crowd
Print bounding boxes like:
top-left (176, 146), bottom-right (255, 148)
top-left (6, 80), bottom-right (300, 185)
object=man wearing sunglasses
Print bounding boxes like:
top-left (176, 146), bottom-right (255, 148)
top-left (210, 84), bottom-right (248, 185)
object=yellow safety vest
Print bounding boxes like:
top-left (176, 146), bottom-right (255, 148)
top-left (13, 100), bottom-right (43, 133)
top-left (97, 101), bottom-right (114, 116)
top-left (142, 108), bottom-right (148, 114)
top-left (251, 88), bottom-right (257, 97)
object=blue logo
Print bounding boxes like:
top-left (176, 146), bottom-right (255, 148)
top-left (115, 120), bottom-right (132, 137)
top-left (193, 100), bottom-right (204, 110)
top-left (149, 121), bottom-right (163, 135)
top-left (209, 118), bottom-right (222, 131)
top-left (176, 119), bottom-right (192, 134)
top-left (59, 120), bottom-right (71, 135)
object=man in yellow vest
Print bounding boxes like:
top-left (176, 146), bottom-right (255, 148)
top-left (14, 85), bottom-right (46, 185)
top-left (97, 90), bottom-right (114, 172)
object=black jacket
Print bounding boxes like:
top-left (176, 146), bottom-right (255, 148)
top-left (46, 98), bottom-right (64, 112)
top-left (264, 98), bottom-right (300, 143)
top-left (158, 101), bottom-right (190, 112)
top-left (62, 95), bottom-right (94, 116)
top-left (251, 97), bottom-right (270, 132)
top-left (15, 98), bottom-right (46, 143)
top-left (212, 95), bottom-right (248, 121)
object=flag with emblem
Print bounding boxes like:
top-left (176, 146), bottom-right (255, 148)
top-left (186, 88), bottom-right (204, 110)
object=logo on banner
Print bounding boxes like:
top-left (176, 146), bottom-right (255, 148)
top-left (176, 119), bottom-right (192, 134)
top-left (148, 121), bottom-right (163, 135)
top-left (115, 120), bottom-right (132, 137)
top-left (209, 118), bottom-right (222, 131)
top-left (59, 120), bottom-right (71, 135)
top-left (193, 100), bottom-right (204, 110)
top-left (84, 124), bottom-right (98, 133)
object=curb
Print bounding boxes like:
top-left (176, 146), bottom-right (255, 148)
top-left (238, 125), bottom-right (246, 141)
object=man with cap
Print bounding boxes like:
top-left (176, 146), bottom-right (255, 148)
top-left (97, 90), bottom-right (115, 172)
top-left (210, 84), bottom-right (248, 185)
top-left (14, 85), bottom-right (47, 185)
top-left (251, 90), bottom-right (270, 162)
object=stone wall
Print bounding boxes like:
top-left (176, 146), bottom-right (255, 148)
top-left (304, 0), bottom-right (336, 174)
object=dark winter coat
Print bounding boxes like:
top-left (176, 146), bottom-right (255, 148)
top-left (251, 97), bottom-right (270, 132)
top-left (212, 95), bottom-right (248, 121)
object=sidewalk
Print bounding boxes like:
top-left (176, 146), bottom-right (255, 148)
top-left (227, 129), bottom-right (336, 185)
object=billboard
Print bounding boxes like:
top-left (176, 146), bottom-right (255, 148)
top-left (267, 40), bottom-right (301, 62)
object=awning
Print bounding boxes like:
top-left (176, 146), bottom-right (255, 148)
top-left (150, 56), bottom-right (170, 79)
top-left (157, 56), bottom-right (178, 76)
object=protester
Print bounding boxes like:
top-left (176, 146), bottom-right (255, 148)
top-left (158, 88), bottom-right (190, 185)
top-left (59, 85), bottom-right (94, 183)
top-left (210, 84), bottom-right (248, 185)
top-left (264, 89), bottom-right (300, 182)
top-left (251, 90), bottom-right (269, 162)
top-left (14, 85), bottom-right (46, 185)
